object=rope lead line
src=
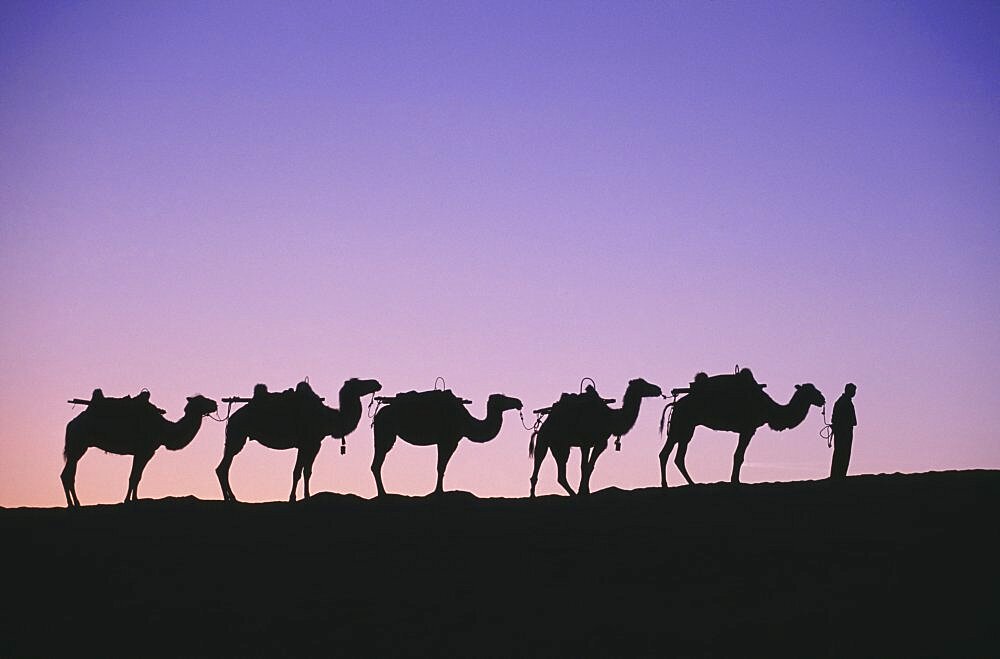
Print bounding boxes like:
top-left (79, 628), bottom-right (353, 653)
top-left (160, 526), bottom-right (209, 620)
top-left (519, 409), bottom-right (542, 432)
top-left (367, 394), bottom-right (381, 419)
top-left (820, 404), bottom-right (834, 448)
top-left (209, 399), bottom-right (235, 423)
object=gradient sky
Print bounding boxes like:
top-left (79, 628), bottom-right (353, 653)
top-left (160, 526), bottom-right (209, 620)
top-left (2, 1), bottom-right (998, 507)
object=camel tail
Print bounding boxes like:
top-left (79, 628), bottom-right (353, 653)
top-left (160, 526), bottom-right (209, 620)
top-left (63, 420), bottom-right (77, 462)
top-left (659, 402), bottom-right (674, 437)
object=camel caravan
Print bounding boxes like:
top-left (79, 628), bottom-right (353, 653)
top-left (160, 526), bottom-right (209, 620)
top-left (61, 368), bottom-right (827, 507)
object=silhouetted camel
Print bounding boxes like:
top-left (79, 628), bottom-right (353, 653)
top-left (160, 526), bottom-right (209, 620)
top-left (371, 390), bottom-right (523, 496)
top-left (659, 372), bottom-right (825, 486)
top-left (216, 378), bottom-right (382, 502)
top-left (529, 378), bottom-right (663, 497)
top-left (61, 394), bottom-right (219, 507)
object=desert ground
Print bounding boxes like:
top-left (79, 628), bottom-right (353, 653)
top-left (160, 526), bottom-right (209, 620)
top-left (3, 470), bottom-right (996, 657)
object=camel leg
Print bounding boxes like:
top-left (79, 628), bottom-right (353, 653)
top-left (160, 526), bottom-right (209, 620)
top-left (300, 442), bottom-right (321, 500)
top-left (371, 426), bottom-right (396, 497)
top-left (60, 460), bottom-right (75, 508)
top-left (664, 424), bottom-right (697, 486)
top-left (552, 445), bottom-right (575, 496)
top-left (731, 431), bottom-right (755, 484)
top-left (290, 440), bottom-right (322, 502)
top-left (216, 431), bottom-right (248, 502)
top-left (581, 439), bottom-right (608, 495)
top-left (675, 441), bottom-right (696, 486)
top-left (289, 451), bottom-right (305, 502)
top-left (659, 437), bottom-right (676, 488)
top-left (61, 446), bottom-right (87, 508)
top-left (577, 446), bottom-right (592, 494)
top-left (529, 435), bottom-right (550, 498)
top-left (125, 451), bottom-right (154, 503)
top-left (434, 441), bottom-right (458, 495)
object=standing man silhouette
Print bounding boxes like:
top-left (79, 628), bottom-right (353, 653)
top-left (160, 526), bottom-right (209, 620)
top-left (830, 383), bottom-right (857, 479)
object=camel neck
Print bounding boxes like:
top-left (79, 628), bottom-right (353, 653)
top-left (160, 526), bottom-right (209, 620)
top-left (162, 410), bottom-right (203, 451)
top-left (610, 389), bottom-right (643, 437)
top-left (465, 402), bottom-right (503, 443)
top-left (330, 388), bottom-right (363, 438)
top-left (770, 391), bottom-right (811, 431)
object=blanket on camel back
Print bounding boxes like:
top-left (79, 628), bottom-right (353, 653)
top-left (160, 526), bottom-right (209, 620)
top-left (68, 389), bottom-right (167, 419)
top-left (375, 388), bottom-right (472, 414)
top-left (532, 385), bottom-right (616, 416)
top-left (671, 368), bottom-right (768, 399)
top-left (240, 381), bottom-right (326, 417)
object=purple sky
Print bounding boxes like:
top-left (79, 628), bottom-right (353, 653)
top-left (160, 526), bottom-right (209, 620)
top-left (2, 1), bottom-right (998, 506)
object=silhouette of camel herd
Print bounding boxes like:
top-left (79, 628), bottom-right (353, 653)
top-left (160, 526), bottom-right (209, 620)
top-left (60, 369), bottom-right (827, 507)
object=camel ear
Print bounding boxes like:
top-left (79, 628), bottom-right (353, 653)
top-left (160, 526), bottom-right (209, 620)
top-left (795, 384), bottom-right (800, 390)
top-left (187, 396), bottom-right (194, 401)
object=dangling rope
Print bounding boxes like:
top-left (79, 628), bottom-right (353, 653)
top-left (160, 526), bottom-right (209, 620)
top-left (820, 404), bottom-right (834, 448)
top-left (519, 409), bottom-right (545, 434)
top-left (580, 377), bottom-right (596, 393)
top-left (524, 408), bottom-right (547, 458)
top-left (343, 392), bottom-right (381, 452)
top-left (367, 394), bottom-right (382, 420)
top-left (435, 376), bottom-right (446, 390)
top-left (658, 392), bottom-right (677, 436)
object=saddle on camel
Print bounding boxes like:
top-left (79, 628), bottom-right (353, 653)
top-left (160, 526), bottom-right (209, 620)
top-left (223, 380), bottom-right (326, 425)
top-left (374, 388), bottom-right (472, 414)
top-left (532, 384), bottom-right (616, 417)
top-left (68, 388), bottom-right (167, 418)
top-left (671, 367), bottom-right (767, 398)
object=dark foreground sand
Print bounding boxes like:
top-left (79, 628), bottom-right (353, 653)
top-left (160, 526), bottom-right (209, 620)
top-left (3, 470), bottom-right (997, 657)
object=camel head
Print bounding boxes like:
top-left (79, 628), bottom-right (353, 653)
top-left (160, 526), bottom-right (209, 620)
top-left (794, 383), bottom-right (825, 408)
top-left (185, 395), bottom-right (219, 417)
top-left (487, 393), bottom-right (523, 413)
top-left (626, 378), bottom-right (663, 399)
top-left (343, 378), bottom-right (383, 398)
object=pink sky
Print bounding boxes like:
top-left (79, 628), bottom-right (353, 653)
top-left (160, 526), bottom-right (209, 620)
top-left (2, 2), bottom-right (998, 507)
